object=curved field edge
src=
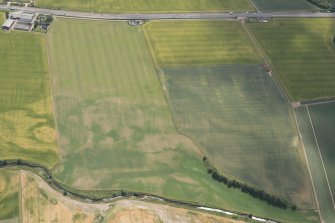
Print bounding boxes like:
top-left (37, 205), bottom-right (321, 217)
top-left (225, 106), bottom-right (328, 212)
top-left (34, 0), bottom-right (255, 13)
top-left (0, 165), bottom-right (319, 223)
top-left (19, 169), bottom-right (252, 223)
top-left (0, 14), bottom-right (59, 168)
top-left (42, 18), bottom-right (319, 223)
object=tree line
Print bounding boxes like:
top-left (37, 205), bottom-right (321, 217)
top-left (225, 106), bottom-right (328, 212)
top-left (203, 157), bottom-right (295, 210)
top-left (307, 0), bottom-right (335, 11)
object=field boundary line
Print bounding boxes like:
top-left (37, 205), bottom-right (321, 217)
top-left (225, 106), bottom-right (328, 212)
top-left (142, 23), bottom-right (208, 159)
top-left (44, 19), bottom-right (63, 171)
top-left (242, 21), bottom-right (293, 103)
top-left (306, 105), bottom-right (335, 211)
top-left (292, 109), bottom-right (323, 222)
top-left (249, 0), bottom-right (260, 12)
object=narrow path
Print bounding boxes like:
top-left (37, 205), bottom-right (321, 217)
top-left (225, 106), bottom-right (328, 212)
top-left (306, 106), bottom-right (335, 210)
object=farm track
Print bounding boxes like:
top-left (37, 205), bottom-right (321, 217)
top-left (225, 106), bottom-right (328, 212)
top-left (0, 162), bottom-right (277, 223)
top-left (0, 5), bottom-right (335, 20)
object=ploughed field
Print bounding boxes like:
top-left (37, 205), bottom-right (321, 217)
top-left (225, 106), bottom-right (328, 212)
top-left (45, 18), bottom-right (318, 223)
top-left (34, 0), bottom-right (254, 12)
top-left (247, 18), bottom-right (335, 101)
top-left (0, 21), bottom-right (58, 168)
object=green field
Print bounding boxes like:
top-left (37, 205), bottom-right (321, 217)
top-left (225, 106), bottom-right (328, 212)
top-left (251, 0), bottom-right (316, 11)
top-left (145, 20), bottom-right (261, 66)
top-left (0, 170), bottom-right (19, 220)
top-left (46, 18), bottom-right (318, 223)
top-left (295, 105), bottom-right (335, 223)
top-left (308, 103), bottom-right (335, 196)
top-left (247, 18), bottom-right (335, 101)
top-left (35, 0), bottom-right (254, 12)
top-left (161, 65), bottom-right (314, 209)
top-left (0, 20), bottom-right (58, 168)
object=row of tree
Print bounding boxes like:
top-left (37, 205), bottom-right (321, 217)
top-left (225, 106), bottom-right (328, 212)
top-left (203, 157), bottom-right (293, 210)
top-left (307, 0), bottom-right (335, 11)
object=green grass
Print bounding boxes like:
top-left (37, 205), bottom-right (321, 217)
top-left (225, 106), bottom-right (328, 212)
top-left (35, 0), bottom-right (254, 12)
top-left (251, 0), bottom-right (317, 11)
top-left (0, 170), bottom-right (19, 220)
top-left (295, 105), bottom-right (335, 223)
top-left (144, 20), bottom-right (261, 66)
top-left (247, 18), bottom-right (335, 101)
top-left (161, 64), bottom-right (314, 210)
top-left (0, 21), bottom-right (58, 168)
top-left (46, 18), bottom-right (318, 223)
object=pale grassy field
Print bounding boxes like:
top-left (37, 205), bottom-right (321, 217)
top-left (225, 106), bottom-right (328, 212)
top-left (0, 14), bottom-right (58, 168)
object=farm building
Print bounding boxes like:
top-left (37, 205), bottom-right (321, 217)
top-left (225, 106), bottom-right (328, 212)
top-left (14, 23), bottom-right (31, 31)
top-left (2, 19), bottom-right (15, 30)
top-left (9, 12), bottom-right (36, 31)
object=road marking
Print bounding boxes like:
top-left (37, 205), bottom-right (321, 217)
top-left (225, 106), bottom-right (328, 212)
top-left (306, 106), bottom-right (335, 211)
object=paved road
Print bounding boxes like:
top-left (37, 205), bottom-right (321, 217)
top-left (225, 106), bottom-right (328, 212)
top-left (1, 5), bottom-right (335, 20)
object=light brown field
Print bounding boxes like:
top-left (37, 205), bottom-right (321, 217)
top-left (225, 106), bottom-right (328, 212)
top-left (106, 200), bottom-right (247, 223)
top-left (19, 171), bottom-right (247, 223)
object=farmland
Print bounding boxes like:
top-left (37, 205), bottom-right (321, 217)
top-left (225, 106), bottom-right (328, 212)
top-left (247, 18), bottom-right (335, 101)
top-left (144, 20), bottom-right (261, 66)
top-left (35, 0), bottom-right (254, 12)
top-left (0, 21), bottom-right (58, 168)
top-left (20, 170), bottom-right (249, 223)
top-left (45, 18), bottom-right (318, 223)
top-left (308, 103), bottom-right (335, 196)
top-left (160, 65), bottom-right (314, 209)
top-left (295, 105), bottom-right (335, 223)
top-left (251, 0), bottom-right (316, 11)
top-left (0, 169), bottom-right (19, 221)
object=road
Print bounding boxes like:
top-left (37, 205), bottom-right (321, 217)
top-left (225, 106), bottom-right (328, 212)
top-left (1, 5), bottom-right (335, 20)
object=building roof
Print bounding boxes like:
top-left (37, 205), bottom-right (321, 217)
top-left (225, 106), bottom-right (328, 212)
top-left (14, 22), bottom-right (31, 31)
top-left (2, 19), bottom-right (15, 28)
top-left (10, 12), bottom-right (34, 21)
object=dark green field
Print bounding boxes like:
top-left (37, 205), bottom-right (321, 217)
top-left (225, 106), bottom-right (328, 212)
top-left (161, 64), bottom-right (314, 209)
top-left (247, 18), bottom-right (335, 101)
top-left (252, 0), bottom-right (316, 11)
top-left (35, 0), bottom-right (254, 12)
top-left (308, 103), bottom-right (335, 197)
top-left (295, 105), bottom-right (335, 223)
